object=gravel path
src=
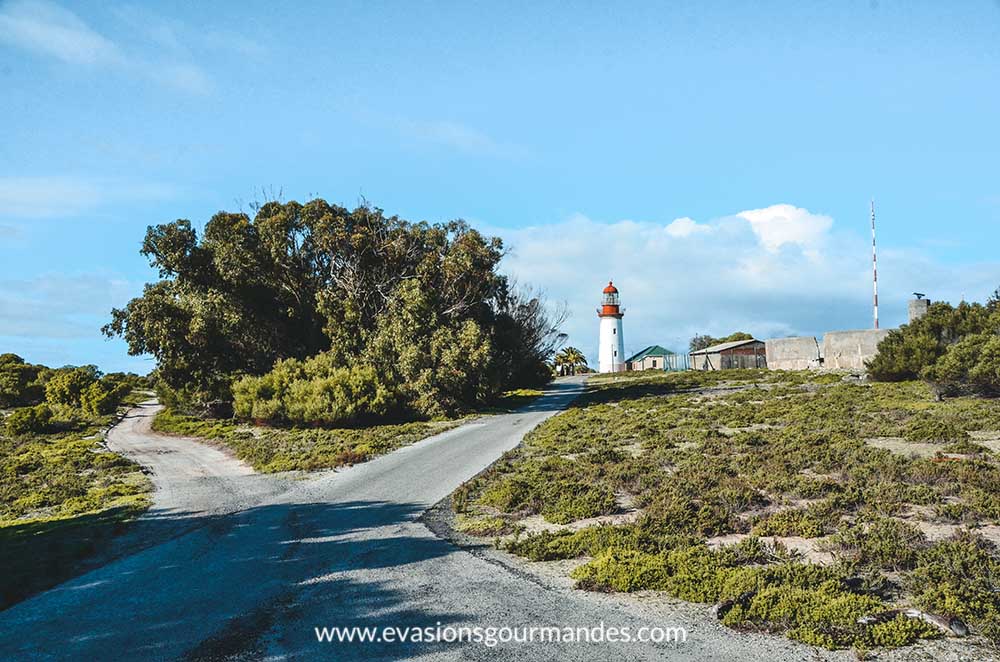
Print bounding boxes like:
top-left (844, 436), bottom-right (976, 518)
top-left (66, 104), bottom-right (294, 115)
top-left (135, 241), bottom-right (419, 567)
top-left (0, 378), bottom-right (852, 661)
top-left (106, 401), bottom-right (295, 517)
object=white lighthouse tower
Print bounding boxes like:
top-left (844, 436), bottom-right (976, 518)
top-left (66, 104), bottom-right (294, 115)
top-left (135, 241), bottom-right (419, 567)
top-left (597, 281), bottom-right (626, 373)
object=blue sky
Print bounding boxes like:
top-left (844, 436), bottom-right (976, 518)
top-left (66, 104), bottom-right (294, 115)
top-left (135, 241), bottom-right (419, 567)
top-left (2, 0), bottom-right (999, 372)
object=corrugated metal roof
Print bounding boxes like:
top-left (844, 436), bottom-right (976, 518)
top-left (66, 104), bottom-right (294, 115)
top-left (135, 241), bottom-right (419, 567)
top-left (689, 338), bottom-right (763, 355)
top-left (625, 344), bottom-right (675, 363)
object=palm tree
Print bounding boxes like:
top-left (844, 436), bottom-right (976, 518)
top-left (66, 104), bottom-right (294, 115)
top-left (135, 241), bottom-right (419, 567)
top-left (555, 346), bottom-right (588, 376)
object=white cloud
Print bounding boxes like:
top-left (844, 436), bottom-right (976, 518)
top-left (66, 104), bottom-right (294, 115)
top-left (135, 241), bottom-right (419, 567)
top-left (0, 175), bottom-right (176, 219)
top-left (737, 203), bottom-right (833, 256)
top-left (490, 205), bottom-right (999, 367)
top-left (665, 217), bottom-right (709, 238)
top-left (0, 0), bottom-right (213, 93)
top-left (0, 0), bottom-right (120, 65)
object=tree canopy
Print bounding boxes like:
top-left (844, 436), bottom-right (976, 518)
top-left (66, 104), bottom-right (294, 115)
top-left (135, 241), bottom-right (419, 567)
top-left (689, 332), bottom-right (754, 353)
top-left (868, 292), bottom-right (1000, 396)
top-left (105, 199), bottom-right (565, 420)
top-left (554, 347), bottom-right (588, 375)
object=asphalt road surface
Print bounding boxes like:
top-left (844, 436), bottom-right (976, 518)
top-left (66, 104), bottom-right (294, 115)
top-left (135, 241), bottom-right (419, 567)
top-left (0, 377), bottom-right (843, 661)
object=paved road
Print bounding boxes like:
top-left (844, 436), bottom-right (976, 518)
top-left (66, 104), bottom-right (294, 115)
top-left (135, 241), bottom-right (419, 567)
top-left (0, 378), bottom-right (840, 661)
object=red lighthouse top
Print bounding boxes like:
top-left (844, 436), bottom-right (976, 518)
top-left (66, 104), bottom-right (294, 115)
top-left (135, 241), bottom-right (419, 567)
top-left (598, 281), bottom-right (623, 318)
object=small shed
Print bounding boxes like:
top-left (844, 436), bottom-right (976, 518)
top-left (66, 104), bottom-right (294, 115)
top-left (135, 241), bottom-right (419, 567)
top-left (689, 338), bottom-right (767, 371)
top-left (626, 345), bottom-right (674, 371)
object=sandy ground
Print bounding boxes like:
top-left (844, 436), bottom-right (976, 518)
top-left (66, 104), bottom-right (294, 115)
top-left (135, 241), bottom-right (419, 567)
top-left (3, 381), bottom-right (993, 661)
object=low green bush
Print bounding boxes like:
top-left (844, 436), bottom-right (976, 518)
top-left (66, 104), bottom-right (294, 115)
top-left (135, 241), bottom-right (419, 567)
top-left (903, 416), bottom-right (968, 443)
top-left (824, 518), bottom-right (925, 571)
top-left (153, 408), bottom-right (459, 472)
top-left (79, 378), bottom-right (132, 416)
top-left (752, 502), bottom-right (840, 538)
top-left (908, 531), bottom-right (1000, 643)
top-left (233, 357), bottom-right (398, 427)
top-left (942, 439), bottom-right (991, 454)
top-left (568, 538), bottom-right (937, 649)
top-left (44, 366), bottom-right (100, 408)
top-left (726, 586), bottom-right (938, 649)
top-left (4, 404), bottom-right (53, 435)
top-left (455, 514), bottom-right (517, 536)
top-left (571, 548), bottom-right (671, 592)
top-left (457, 367), bottom-right (1000, 651)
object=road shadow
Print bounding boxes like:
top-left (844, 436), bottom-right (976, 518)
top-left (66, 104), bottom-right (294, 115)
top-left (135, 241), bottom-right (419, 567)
top-left (1, 499), bottom-right (474, 661)
top-left (1, 505), bottom-right (147, 611)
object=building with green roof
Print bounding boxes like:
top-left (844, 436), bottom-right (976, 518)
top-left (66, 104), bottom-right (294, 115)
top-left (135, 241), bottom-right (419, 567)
top-left (625, 345), bottom-right (687, 371)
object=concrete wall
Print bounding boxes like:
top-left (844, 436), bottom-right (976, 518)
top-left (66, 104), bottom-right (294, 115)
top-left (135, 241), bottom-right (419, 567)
top-left (822, 329), bottom-right (891, 370)
top-left (766, 336), bottom-right (822, 371)
top-left (909, 298), bottom-right (930, 323)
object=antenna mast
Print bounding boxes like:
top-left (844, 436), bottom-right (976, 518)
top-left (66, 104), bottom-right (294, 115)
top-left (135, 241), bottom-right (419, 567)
top-left (871, 199), bottom-right (879, 330)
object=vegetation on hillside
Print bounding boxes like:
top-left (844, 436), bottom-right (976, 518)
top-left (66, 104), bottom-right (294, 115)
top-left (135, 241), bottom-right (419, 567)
top-left (104, 199), bottom-right (565, 424)
top-left (453, 369), bottom-right (1000, 651)
top-left (1, 354), bottom-right (145, 424)
top-left (0, 354), bottom-right (151, 609)
top-left (152, 384), bottom-right (544, 473)
top-left (152, 409), bottom-right (462, 473)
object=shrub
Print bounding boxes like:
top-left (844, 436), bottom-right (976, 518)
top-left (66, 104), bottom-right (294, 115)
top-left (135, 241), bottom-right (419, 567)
top-left (566, 536), bottom-right (937, 649)
top-left (0, 356), bottom-right (44, 408)
top-left (908, 531), bottom-right (1000, 638)
top-left (233, 357), bottom-right (397, 426)
top-left (44, 367), bottom-right (99, 408)
top-left (283, 365), bottom-right (396, 426)
top-left (869, 298), bottom-right (1000, 397)
top-left (541, 483), bottom-right (616, 524)
top-left (505, 525), bottom-right (686, 562)
top-left (79, 378), bottom-right (132, 416)
top-left (903, 416), bottom-right (968, 443)
top-left (867, 301), bottom-right (990, 382)
top-left (571, 548), bottom-right (671, 592)
top-left (942, 439), bottom-right (990, 455)
top-left (478, 473), bottom-right (616, 525)
top-left (455, 514), bottom-right (517, 536)
top-left (725, 586), bottom-right (937, 649)
top-left (752, 502), bottom-right (840, 538)
top-left (643, 494), bottom-right (738, 537)
top-left (4, 404), bottom-right (53, 435)
top-left (824, 518), bottom-right (925, 571)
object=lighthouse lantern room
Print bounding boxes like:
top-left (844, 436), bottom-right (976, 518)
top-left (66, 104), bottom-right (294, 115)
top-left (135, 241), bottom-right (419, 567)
top-left (597, 281), bottom-right (626, 373)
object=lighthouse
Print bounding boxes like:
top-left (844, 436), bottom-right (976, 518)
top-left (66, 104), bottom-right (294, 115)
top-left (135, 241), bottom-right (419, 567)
top-left (597, 281), bottom-right (626, 373)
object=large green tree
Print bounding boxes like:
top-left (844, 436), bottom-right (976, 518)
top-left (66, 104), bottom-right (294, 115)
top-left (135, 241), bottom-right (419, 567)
top-left (105, 199), bottom-right (563, 413)
top-left (867, 301), bottom-right (991, 382)
top-left (868, 293), bottom-right (1000, 397)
